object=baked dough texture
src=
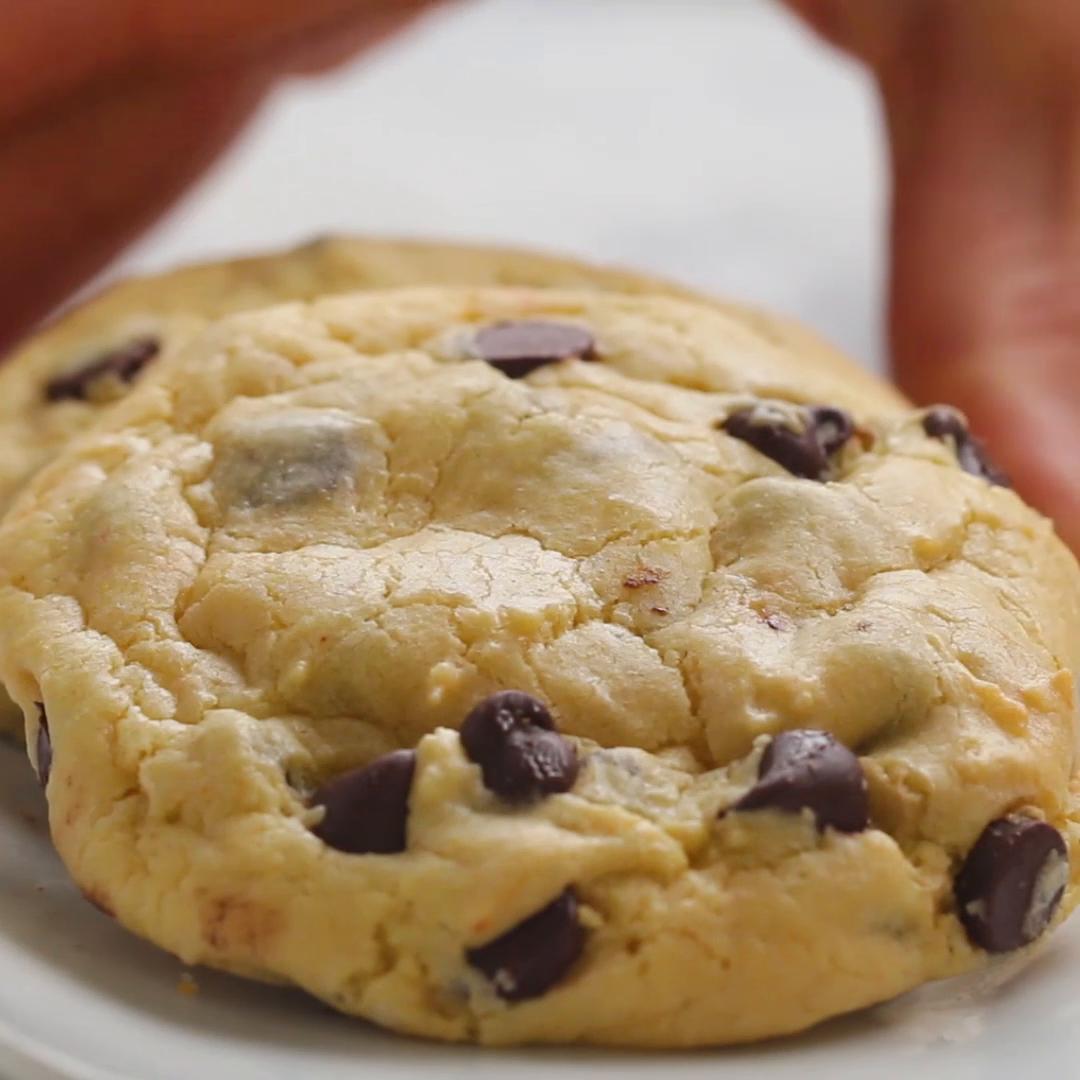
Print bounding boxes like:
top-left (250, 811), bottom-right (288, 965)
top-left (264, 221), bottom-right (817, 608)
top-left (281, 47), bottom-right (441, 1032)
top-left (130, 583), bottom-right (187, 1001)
top-left (0, 237), bottom-right (894, 737)
top-left (1, 286), bottom-right (1076, 1046)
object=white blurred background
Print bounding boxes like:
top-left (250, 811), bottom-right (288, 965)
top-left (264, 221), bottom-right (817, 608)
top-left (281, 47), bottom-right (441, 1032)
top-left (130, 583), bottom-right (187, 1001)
top-left (113, 0), bottom-right (887, 370)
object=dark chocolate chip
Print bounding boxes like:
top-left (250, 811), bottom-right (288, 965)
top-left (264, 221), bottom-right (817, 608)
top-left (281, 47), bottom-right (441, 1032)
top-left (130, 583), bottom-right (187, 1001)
top-left (34, 703), bottom-right (51, 789)
top-left (45, 336), bottom-right (160, 402)
top-left (954, 815), bottom-right (1068, 953)
top-left (721, 403), bottom-right (855, 480)
top-left (922, 406), bottom-right (1010, 487)
top-left (460, 691), bottom-right (578, 803)
top-left (310, 749), bottom-right (416, 855)
top-left (733, 728), bottom-right (868, 833)
top-left (473, 320), bottom-right (596, 378)
top-left (921, 405), bottom-right (967, 443)
top-left (466, 887), bottom-right (585, 1001)
top-left (957, 439), bottom-right (1010, 486)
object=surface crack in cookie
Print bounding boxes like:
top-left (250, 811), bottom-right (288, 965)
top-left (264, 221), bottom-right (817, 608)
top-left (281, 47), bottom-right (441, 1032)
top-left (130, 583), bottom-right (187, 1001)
top-left (635, 642), bottom-right (712, 766)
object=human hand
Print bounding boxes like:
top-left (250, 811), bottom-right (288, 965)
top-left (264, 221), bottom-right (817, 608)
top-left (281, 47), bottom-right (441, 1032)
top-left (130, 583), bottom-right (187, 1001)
top-left (784, 0), bottom-right (1080, 553)
top-left (0, 0), bottom-right (436, 352)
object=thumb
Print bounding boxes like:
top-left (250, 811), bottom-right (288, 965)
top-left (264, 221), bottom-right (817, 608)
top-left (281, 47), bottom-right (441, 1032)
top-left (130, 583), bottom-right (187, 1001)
top-left (781, 0), bottom-right (1080, 553)
top-left (887, 115), bottom-right (1080, 554)
top-left (882, 18), bottom-right (1080, 555)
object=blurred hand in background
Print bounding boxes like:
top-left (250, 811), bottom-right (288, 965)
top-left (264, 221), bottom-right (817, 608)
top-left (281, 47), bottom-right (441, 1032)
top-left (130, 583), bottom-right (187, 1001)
top-left (0, 0), bottom-right (437, 348)
top-left (1, 1), bottom-right (1076, 551)
top-left (786, 0), bottom-right (1080, 551)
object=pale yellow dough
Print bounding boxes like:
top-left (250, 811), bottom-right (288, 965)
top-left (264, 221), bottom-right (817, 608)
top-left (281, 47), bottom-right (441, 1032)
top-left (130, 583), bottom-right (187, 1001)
top-left (1, 287), bottom-right (1076, 1046)
top-left (0, 236), bottom-right (898, 737)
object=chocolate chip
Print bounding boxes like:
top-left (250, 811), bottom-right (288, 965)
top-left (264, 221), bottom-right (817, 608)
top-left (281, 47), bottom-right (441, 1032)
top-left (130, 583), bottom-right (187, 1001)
top-left (808, 406), bottom-right (856, 456)
top-left (460, 691), bottom-right (578, 803)
top-left (34, 704), bottom-right (51, 789)
top-left (921, 405), bottom-right (967, 443)
top-left (721, 403), bottom-right (855, 480)
top-left (954, 815), bottom-right (1068, 953)
top-left (215, 414), bottom-right (362, 508)
top-left (45, 336), bottom-right (160, 402)
top-left (473, 320), bottom-right (596, 378)
top-left (310, 749), bottom-right (416, 854)
top-left (733, 729), bottom-right (868, 833)
top-left (466, 888), bottom-right (585, 1001)
top-left (922, 406), bottom-right (1010, 486)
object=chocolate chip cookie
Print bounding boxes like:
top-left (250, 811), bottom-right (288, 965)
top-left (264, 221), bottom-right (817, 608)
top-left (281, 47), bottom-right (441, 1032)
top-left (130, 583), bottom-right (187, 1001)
top-left (3, 286), bottom-right (1073, 1047)
top-left (0, 237), bottom-right (901, 741)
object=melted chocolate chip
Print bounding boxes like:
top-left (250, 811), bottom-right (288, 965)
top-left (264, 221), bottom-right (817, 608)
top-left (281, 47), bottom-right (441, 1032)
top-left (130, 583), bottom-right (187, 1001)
top-left (721, 403), bottom-right (855, 480)
top-left (955, 815), bottom-right (1068, 953)
top-left (473, 320), bottom-right (596, 378)
top-left (466, 888), bottom-right (585, 1001)
top-left (733, 729), bottom-right (868, 833)
top-left (922, 406), bottom-right (1010, 486)
top-left (216, 414), bottom-right (362, 508)
top-left (34, 704), bottom-right (51, 789)
top-left (311, 749), bottom-right (416, 854)
top-left (45, 336), bottom-right (160, 402)
top-left (460, 691), bottom-right (578, 803)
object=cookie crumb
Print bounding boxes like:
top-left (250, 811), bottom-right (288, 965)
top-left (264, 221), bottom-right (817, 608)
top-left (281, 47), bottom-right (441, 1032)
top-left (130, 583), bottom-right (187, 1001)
top-left (624, 566), bottom-right (667, 589)
top-left (178, 972), bottom-right (199, 997)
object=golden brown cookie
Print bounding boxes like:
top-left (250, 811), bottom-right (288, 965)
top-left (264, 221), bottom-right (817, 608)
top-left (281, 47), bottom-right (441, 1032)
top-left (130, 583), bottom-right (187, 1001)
top-left (1, 287), bottom-right (1074, 1045)
top-left (0, 237), bottom-right (900, 739)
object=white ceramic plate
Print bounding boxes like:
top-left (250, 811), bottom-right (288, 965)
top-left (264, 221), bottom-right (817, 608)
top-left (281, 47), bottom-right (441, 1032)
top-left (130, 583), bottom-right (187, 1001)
top-left (2, 737), bottom-right (1079, 1080)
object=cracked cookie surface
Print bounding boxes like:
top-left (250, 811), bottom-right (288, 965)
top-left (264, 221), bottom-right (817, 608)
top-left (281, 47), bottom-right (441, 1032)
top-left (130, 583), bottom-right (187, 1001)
top-left (1, 287), bottom-right (1077, 1046)
top-left (0, 237), bottom-right (901, 739)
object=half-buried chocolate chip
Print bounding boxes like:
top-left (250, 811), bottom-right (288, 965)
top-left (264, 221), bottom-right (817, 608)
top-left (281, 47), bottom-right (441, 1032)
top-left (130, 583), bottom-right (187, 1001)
top-left (808, 406), bottom-right (856, 456)
top-left (310, 749), bottom-right (416, 854)
top-left (922, 406), bottom-right (1010, 487)
top-left (460, 691), bottom-right (578, 803)
top-left (472, 320), bottom-right (596, 378)
top-left (721, 403), bottom-right (855, 480)
top-left (733, 729), bottom-right (868, 833)
top-left (34, 704), bottom-right (51, 789)
top-left (45, 336), bottom-right (161, 402)
top-left (955, 815), bottom-right (1068, 953)
top-left (467, 888), bottom-right (585, 1001)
